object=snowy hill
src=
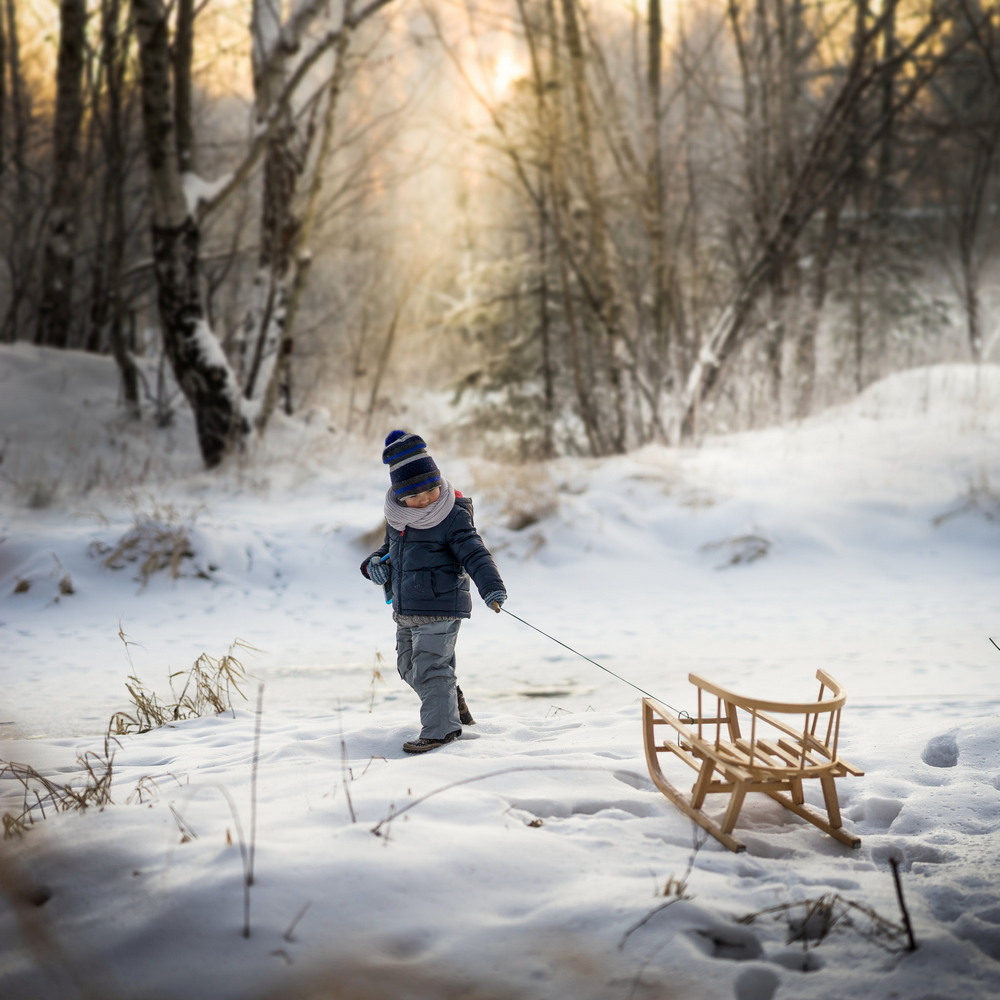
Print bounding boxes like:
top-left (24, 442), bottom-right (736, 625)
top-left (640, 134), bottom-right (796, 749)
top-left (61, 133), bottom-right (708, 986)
top-left (1, 344), bottom-right (999, 1000)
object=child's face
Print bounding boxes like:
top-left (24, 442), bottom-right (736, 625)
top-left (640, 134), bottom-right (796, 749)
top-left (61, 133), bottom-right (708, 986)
top-left (403, 485), bottom-right (442, 508)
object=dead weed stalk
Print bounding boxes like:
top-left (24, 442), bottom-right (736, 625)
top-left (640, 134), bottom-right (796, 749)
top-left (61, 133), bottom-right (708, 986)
top-left (368, 651), bottom-right (386, 713)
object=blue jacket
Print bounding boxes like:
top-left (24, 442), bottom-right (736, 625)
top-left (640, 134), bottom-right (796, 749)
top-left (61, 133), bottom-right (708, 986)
top-left (362, 496), bottom-right (504, 618)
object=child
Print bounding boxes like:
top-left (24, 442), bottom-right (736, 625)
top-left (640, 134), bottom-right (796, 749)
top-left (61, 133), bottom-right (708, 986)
top-left (361, 430), bottom-right (507, 753)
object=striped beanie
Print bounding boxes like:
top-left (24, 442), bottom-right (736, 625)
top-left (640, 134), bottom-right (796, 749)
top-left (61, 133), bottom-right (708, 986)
top-left (383, 430), bottom-right (443, 499)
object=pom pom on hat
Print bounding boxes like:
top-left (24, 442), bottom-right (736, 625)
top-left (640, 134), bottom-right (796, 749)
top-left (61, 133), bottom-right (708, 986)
top-left (383, 430), bottom-right (442, 499)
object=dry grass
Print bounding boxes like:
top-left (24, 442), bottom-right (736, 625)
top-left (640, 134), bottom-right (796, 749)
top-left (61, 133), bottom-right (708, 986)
top-left (109, 638), bottom-right (255, 736)
top-left (90, 497), bottom-right (207, 588)
top-left (738, 893), bottom-right (912, 954)
top-left (701, 531), bottom-right (772, 568)
top-left (356, 520), bottom-right (387, 553)
top-left (470, 460), bottom-right (558, 531)
top-left (1, 736), bottom-right (117, 838)
top-left (9, 553), bottom-right (75, 599)
top-left (2, 637), bottom-right (256, 838)
top-left (933, 472), bottom-right (1000, 526)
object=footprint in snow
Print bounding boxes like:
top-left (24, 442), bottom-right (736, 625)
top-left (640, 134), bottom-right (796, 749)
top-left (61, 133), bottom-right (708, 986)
top-left (690, 924), bottom-right (763, 961)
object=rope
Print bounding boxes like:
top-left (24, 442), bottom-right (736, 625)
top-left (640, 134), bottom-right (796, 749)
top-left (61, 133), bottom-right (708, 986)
top-left (500, 606), bottom-right (685, 715)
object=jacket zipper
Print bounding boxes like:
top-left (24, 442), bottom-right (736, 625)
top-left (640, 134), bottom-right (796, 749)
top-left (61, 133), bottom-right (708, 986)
top-left (395, 528), bottom-right (405, 612)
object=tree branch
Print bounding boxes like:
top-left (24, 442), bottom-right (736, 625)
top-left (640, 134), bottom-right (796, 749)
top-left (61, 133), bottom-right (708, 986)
top-left (197, 0), bottom-right (396, 223)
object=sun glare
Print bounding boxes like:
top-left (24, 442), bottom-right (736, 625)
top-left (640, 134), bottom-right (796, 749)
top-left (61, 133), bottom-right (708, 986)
top-left (491, 48), bottom-right (527, 98)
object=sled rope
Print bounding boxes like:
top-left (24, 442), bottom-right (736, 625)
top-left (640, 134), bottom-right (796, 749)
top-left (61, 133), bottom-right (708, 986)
top-left (500, 607), bottom-right (685, 715)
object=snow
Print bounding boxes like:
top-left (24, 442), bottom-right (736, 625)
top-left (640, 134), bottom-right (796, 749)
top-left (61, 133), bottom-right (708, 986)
top-left (2, 343), bottom-right (999, 1000)
top-left (182, 172), bottom-right (234, 216)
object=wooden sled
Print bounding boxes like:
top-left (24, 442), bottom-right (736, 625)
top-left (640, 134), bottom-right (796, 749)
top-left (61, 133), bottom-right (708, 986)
top-left (643, 671), bottom-right (863, 852)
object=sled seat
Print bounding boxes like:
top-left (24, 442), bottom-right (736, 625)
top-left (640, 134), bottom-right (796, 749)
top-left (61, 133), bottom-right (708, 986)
top-left (642, 670), bottom-right (863, 852)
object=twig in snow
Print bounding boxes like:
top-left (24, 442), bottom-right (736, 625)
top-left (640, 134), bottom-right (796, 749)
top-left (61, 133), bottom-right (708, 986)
top-left (890, 857), bottom-right (918, 951)
top-left (284, 901), bottom-right (312, 942)
top-left (620, 825), bottom-right (705, 949)
top-left (249, 684), bottom-right (264, 888)
top-left (340, 727), bottom-right (357, 824)
top-left (369, 764), bottom-right (618, 837)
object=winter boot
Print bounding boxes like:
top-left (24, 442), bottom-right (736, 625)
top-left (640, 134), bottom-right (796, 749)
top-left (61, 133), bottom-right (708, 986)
top-left (402, 730), bottom-right (461, 754)
top-left (456, 685), bottom-right (476, 726)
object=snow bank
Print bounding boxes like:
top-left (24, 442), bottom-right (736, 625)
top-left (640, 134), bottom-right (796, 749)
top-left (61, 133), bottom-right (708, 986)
top-left (2, 346), bottom-right (999, 1000)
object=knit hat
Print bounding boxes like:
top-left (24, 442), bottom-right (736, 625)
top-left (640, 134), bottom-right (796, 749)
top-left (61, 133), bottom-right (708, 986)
top-left (383, 430), bottom-right (443, 499)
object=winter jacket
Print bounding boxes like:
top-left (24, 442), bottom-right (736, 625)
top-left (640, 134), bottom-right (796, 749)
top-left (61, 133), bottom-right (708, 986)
top-left (361, 496), bottom-right (504, 618)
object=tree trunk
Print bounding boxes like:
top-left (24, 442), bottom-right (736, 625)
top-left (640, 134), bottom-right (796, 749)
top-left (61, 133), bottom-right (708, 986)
top-left (518, 0), bottom-right (557, 457)
top-left (153, 218), bottom-right (244, 465)
top-left (0, 1), bottom-right (6, 178)
top-left (794, 199), bottom-right (841, 418)
top-left (132, 0), bottom-right (245, 467)
top-left (173, 0), bottom-right (195, 172)
top-left (847, 0), bottom-right (869, 394)
top-left (37, 0), bottom-right (87, 349)
top-left (559, 0), bottom-right (627, 452)
top-left (536, 185), bottom-right (556, 459)
top-left (97, 0), bottom-right (140, 413)
top-left (242, 0), bottom-right (349, 429)
top-left (1, 0), bottom-right (37, 343)
top-left (545, 0), bottom-right (602, 455)
top-left (646, 0), bottom-right (670, 426)
top-left (2, 0), bottom-right (27, 197)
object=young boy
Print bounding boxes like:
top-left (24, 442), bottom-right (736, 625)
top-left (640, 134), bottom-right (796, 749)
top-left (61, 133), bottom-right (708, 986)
top-left (361, 430), bottom-right (507, 753)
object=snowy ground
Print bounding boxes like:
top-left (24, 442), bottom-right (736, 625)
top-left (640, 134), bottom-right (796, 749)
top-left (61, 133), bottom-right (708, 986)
top-left (1, 342), bottom-right (999, 1000)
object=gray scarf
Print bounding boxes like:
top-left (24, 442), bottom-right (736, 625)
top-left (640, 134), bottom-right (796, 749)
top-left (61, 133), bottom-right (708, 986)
top-left (383, 480), bottom-right (457, 531)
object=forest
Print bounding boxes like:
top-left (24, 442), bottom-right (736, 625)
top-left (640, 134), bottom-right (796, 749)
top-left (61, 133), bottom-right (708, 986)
top-left (2, 0), bottom-right (998, 465)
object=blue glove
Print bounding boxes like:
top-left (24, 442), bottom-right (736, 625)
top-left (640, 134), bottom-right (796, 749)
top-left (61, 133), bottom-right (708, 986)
top-left (368, 556), bottom-right (390, 586)
top-left (483, 590), bottom-right (506, 613)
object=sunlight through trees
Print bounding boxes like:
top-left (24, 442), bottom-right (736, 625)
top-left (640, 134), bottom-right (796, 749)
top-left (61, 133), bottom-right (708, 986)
top-left (2, 0), bottom-right (998, 464)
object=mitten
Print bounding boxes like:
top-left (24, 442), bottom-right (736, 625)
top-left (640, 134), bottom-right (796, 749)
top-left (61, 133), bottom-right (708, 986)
top-left (483, 589), bottom-right (506, 612)
top-left (368, 556), bottom-right (390, 586)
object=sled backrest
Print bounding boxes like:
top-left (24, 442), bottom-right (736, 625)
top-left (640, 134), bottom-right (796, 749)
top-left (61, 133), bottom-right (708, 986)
top-left (686, 669), bottom-right (847, 777)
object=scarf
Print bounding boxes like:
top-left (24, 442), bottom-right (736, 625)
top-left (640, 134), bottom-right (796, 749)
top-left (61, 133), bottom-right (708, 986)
top-left (383, 480), bottom-right (457, 531)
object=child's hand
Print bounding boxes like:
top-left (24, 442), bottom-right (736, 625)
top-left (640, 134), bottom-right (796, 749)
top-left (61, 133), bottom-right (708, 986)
top-left (483, 590), bottom-right (506, 612)
top-left (368, 556), bottom-right (390, 585)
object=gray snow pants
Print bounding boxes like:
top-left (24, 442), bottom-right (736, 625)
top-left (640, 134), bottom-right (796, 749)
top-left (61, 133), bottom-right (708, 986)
top-left (395, 618), bottom-right (462, 740)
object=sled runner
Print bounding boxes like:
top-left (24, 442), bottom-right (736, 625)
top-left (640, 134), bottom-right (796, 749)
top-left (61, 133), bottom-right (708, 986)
top-left (642, 670), bottom-right (863, 852)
